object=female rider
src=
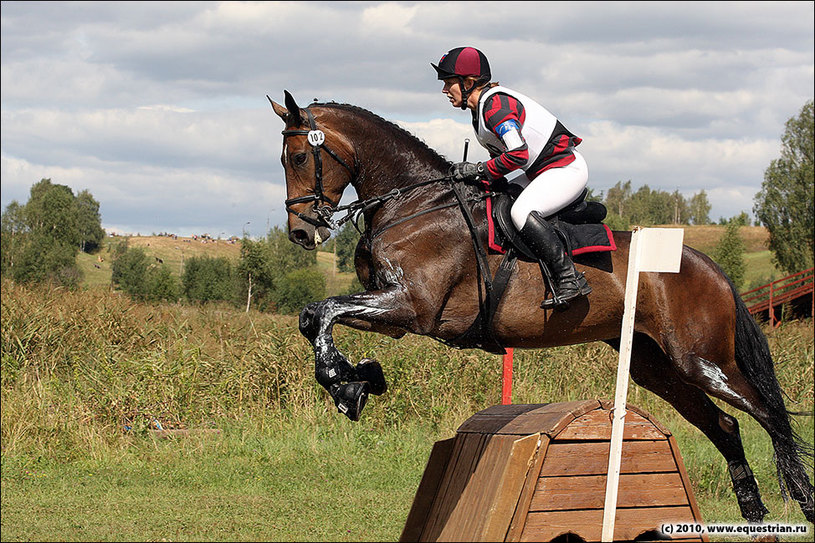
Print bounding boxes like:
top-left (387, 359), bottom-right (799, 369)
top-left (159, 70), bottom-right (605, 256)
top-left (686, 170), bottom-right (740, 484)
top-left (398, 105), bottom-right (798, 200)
top-left (432, 46), bottom-right (591, 308)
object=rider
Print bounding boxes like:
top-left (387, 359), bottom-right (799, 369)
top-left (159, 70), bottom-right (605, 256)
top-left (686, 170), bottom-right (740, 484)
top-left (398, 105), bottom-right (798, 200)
top-left (432, 46), bottom-right (591, 308)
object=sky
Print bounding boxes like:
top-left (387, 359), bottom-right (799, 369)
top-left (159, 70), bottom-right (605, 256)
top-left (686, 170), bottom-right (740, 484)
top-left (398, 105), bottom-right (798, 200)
top-left (2, 1), bottom-right (813, 238)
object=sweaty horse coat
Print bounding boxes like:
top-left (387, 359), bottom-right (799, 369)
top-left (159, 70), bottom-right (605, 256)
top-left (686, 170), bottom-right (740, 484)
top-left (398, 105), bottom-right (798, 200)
top-left (269, 91), bottom-right (814, 526)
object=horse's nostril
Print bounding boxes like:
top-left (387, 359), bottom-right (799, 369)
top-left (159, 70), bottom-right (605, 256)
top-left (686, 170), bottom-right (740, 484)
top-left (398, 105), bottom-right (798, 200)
top-left (290, 229), bottom-right (310, 246)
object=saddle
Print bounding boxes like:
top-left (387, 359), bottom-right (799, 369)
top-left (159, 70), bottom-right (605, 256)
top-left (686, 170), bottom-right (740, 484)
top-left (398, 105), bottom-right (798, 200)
top-left (488, 188), bottom-right (615, 259)
top-left (447, 186), bottom-right (615, 355)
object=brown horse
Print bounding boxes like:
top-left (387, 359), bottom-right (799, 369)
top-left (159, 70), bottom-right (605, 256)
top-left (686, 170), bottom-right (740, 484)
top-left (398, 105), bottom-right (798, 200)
top-left (268, 90), bottom-right (813, 525)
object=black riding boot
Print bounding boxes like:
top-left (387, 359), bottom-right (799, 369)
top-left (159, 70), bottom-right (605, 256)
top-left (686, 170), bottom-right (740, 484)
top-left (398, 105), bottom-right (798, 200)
top-left (519, 211), bottom-right (592, 309)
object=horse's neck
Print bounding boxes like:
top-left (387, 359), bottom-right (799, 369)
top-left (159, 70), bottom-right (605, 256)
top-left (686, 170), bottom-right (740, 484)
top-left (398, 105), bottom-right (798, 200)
top-left (343, 118), bottom-right (448, 200)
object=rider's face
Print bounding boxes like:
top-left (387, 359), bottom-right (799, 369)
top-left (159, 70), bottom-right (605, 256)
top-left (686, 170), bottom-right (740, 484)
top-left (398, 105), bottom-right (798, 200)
top-left (442, 78), bottom-right (463, 108)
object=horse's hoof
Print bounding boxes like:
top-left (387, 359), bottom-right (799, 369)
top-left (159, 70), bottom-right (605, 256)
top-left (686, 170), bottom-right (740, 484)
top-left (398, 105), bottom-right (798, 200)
top-left (356, 358), bottom-right (387, 395)
top-left (331, 381), bottom-right (370, 422)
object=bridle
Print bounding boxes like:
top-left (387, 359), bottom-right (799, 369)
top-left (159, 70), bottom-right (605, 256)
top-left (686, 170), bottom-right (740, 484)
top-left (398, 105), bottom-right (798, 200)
top-left (279, 104), bottom-right (357, 230)
top-left (276, 101), bottom-right (463, 235)
top-left (273, 99), bottom-right (484, 241)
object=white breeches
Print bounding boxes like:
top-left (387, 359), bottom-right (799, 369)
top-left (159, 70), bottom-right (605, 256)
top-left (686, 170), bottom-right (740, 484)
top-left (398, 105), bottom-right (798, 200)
top-left (509, 150), bottom-right (589, 230)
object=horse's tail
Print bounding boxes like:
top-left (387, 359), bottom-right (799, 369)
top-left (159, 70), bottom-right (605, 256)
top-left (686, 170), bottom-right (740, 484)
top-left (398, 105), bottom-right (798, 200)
top-left (728, 277), bottom-right (814, 515)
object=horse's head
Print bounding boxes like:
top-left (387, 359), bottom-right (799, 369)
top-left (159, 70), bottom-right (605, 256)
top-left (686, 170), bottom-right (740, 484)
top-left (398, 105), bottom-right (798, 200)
top-left (269, 91), bottom-right (357, 249)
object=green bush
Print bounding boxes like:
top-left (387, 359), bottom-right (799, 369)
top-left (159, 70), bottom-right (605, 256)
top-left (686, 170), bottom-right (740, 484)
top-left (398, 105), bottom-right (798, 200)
top-left (111, 246), bottom-right (150, 299)
top-left (148, 266), bottom-right (180, 303)
top-left (9, 233), bottom-right (82, 288)
top-left (112, 247), bottom-right (180, 303)
top-left (273, 267), bottom-right (326, 314)
top-left (182, 255), bottom-right (234, 304)
top-left (713, 222), bottom-right (747, 289)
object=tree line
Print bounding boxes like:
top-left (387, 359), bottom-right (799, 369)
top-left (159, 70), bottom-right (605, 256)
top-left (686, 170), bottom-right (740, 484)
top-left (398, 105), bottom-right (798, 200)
top-left (2, 101), bottom-right (811, 301)
top-left (107, 226), bottom-right (329, 314)
top-left (0, 179), bottom-right (330, 313)
top-left (594, 181), bottom-right (713, 230)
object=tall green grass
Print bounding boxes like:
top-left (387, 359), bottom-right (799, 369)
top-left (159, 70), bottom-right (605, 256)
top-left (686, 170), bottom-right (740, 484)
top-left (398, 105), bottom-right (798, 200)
top-left (2, 278), bottom-right (812, 541)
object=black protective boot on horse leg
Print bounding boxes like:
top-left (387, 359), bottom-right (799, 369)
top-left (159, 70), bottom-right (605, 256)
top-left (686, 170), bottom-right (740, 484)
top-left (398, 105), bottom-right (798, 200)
top-left (319, 359), bottom-right (387, 422)
top-left (519, 211), bottom-right (592, 309)
top-left (300, 301), bottom-right (388, 421)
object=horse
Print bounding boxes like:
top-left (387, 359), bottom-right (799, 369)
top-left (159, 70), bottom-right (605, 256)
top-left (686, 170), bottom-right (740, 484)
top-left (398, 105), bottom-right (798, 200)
top-left (267, 90), bottom-right (813, 526)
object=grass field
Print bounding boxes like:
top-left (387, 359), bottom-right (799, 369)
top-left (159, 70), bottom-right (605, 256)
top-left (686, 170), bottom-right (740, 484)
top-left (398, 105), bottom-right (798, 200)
top-left (2, 411), bottom-right (811, 542)
top-left (1, 279), bottom-right (811, 541)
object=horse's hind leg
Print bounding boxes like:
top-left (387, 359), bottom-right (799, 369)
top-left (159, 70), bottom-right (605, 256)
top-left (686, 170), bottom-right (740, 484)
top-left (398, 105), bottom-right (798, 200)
top-left (619, 334), bottom-right (771, 523)
top-left (658, 307), bottom-right (814, 524)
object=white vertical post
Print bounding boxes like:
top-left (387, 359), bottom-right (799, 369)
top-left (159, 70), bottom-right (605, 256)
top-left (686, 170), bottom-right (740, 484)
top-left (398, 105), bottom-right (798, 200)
top-left (601, 227), bottom-right (684, 542)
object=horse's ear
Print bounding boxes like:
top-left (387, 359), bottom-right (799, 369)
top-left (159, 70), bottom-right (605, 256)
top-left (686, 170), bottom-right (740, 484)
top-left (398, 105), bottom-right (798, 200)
top-left (283, 90), bottom-right (304, 126)
top-left (268, 95), bottom-right (289, 122)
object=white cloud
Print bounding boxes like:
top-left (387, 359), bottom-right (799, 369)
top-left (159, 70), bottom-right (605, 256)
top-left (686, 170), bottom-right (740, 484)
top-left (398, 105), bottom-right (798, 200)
top-left (396, 118), bottom-right (490, 163)
top-left (2, 1), bottom-right (812, 234)
top-left (361, 3), bottom-right (419, 36)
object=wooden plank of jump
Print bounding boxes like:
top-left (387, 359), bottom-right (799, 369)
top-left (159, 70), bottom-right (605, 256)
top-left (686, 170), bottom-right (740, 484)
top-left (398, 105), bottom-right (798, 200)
top-left (554, 409), bottom-right (667, 441)
top-left (522, 506), bottom-right (703, 542)
top-left (421, 432), bottom-right (489, 541)
top-left (427, 433), bottom-right (539, 542)
top-left (457, 400), bottom-right (601, 436)
top-left (505, 435), bottom-right (551, 542)
top-left (533, 472), bottom-right (688, 511)
top-left (400, 437), bottom-right (456, 543)
top-left (480, 434), bottom-right (540, 541)
top-left (540, 440), bottom-right (677, 477)
top-left (447, 434), bottom-right (519, 540)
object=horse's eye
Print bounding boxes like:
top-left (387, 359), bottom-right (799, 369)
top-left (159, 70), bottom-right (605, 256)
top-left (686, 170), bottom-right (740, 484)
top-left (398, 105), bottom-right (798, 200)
top-left (293, 153), bottom-right (308, 166)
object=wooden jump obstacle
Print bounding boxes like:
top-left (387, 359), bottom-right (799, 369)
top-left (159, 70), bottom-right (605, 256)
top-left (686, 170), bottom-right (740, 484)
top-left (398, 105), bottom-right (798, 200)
top-left (400, 400), bottom-right (706, 542)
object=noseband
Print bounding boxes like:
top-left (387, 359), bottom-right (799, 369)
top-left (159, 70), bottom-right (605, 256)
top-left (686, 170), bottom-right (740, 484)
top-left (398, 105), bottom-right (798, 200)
top-left (280, 106), bottom-right (357, 229)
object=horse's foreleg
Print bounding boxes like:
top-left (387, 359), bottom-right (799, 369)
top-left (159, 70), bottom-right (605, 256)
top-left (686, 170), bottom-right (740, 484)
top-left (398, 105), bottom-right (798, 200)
top-left (618, 335), bottom-right (771, 524)
top-left (299, 288), bottom-right (416, 421)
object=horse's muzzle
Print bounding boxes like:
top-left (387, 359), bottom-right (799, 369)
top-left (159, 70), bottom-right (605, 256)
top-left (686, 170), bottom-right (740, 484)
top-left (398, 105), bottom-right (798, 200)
top-left (289, 225), bottom-right (332, 249)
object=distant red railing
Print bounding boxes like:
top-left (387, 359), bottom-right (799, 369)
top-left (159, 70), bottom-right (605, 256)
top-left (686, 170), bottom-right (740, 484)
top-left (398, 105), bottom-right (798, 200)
top-left (741, 267), bottom-right (814, 327)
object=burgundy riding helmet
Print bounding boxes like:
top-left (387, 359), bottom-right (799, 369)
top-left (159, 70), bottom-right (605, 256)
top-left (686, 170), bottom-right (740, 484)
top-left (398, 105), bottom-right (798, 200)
top-left (432, 47), bottom-right (491, 83)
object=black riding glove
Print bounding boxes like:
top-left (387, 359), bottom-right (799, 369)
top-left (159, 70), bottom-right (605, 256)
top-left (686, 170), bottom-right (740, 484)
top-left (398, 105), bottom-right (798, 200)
top-left (450, 161), bottom-right (486, 185)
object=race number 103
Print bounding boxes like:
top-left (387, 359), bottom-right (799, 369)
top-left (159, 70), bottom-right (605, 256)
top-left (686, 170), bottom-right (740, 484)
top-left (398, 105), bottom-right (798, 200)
top-left (661, 523), bottom-right (705, 536)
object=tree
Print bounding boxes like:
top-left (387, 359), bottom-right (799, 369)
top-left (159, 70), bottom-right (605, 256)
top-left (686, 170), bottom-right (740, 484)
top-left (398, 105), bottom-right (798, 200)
top-left (236, 226), bottom-right (319, 312)
top-left (273, 268), bottom-right (326, 314)
top-left (0, 201), bottom-right (26, 276)
top-left (1, 178), bottom-right (104, 286)
top-left (111, 247), bottom-right (150, 300)
top-left (111, 246), bottom-right (180, 303)
top-left (754, 100), bottom-right (814, 274)
top-left (12, 232), bottom-right (80, 287)
top-left (182, 256), bottom-right (234, 303)
top-left (147, 266), bottom-right (180, 303)
top-left (713, 222), bottom-right (746, 290)
top-left (689, 190), bottom-right (711, 225)
top-left (236, 237), bottom-right (272, 312)
top-left (24, 179), bottom-right (81, 248)
top-left (729, 212), bottom-right (750, 227)
top-left (605, 180), bottom-right (632, 219)
top-left (74, 190), bottom-right (106, 253)
top-left (670, 190), bottom-right (688, 224)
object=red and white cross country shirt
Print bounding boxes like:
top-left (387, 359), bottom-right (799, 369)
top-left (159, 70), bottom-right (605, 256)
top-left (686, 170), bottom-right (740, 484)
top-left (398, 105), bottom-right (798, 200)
top-left (473, 85), bottom-right (582, 185)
